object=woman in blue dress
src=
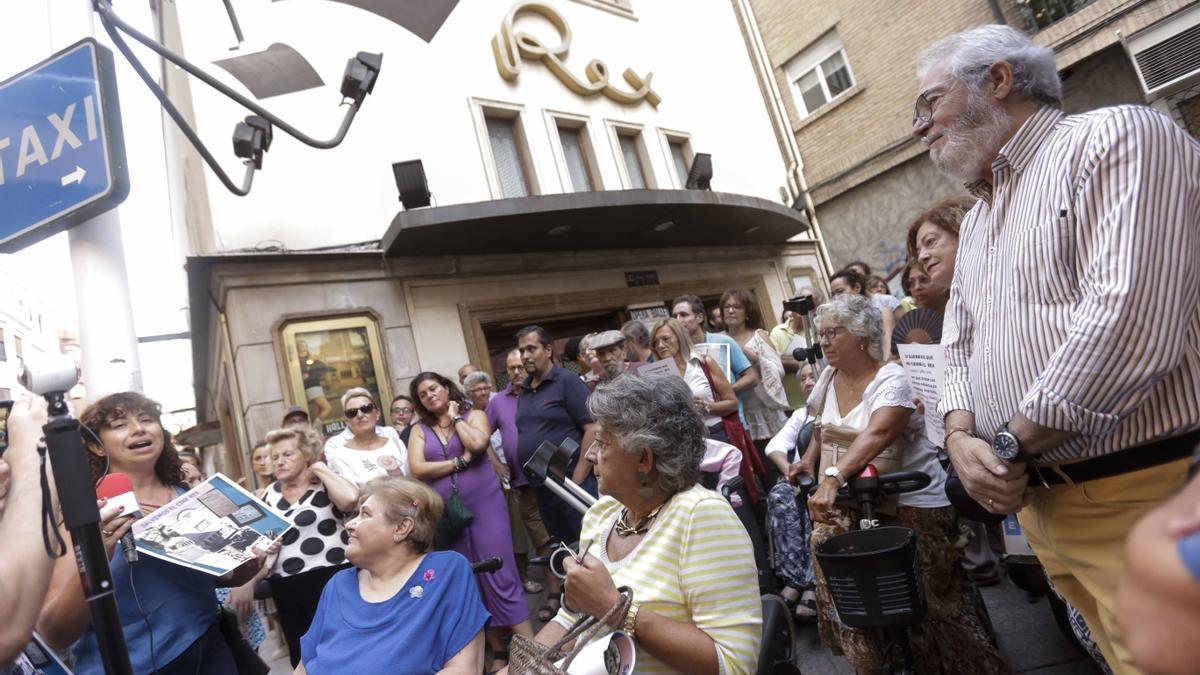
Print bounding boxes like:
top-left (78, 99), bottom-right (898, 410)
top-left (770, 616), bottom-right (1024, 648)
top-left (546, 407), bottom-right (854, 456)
top-left (37, 392), bottom-right (271, 675)
top-left (298, 476), bottom-right (490, 675)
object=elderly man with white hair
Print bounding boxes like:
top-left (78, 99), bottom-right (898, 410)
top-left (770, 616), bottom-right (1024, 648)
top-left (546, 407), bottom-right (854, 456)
top-left (914, 24), bottom-right (1200, 673)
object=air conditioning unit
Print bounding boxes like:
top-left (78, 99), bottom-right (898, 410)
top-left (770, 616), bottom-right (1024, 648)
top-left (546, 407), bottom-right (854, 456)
top-left (1127, 3), bottom-right (1200, 99)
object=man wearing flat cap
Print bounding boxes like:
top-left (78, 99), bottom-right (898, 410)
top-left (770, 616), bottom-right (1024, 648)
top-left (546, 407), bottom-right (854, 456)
top-left (590, 330), bottom-right (643, 387)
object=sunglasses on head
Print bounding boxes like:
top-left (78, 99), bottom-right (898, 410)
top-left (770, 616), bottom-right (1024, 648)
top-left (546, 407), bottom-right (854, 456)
top-left (344, 403), bottom-right (377, 419)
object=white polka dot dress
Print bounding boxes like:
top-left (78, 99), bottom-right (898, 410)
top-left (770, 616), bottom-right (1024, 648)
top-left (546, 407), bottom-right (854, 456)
top-left (265, 482), bottom-right (350, 577)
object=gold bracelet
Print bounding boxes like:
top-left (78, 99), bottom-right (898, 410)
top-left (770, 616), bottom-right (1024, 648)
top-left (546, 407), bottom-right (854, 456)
top-left (622, 602), bottom-right (640, 640)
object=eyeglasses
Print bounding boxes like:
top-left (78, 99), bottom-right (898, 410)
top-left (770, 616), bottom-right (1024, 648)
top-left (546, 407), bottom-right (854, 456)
top-left (912, 85), bottom-right (949, 128)
top-left (818, 327), bottom-right (845, 343)
top-left (391, 407), bottom-right (413, 415)
top-left (344, 403), bottom-right (377, 419)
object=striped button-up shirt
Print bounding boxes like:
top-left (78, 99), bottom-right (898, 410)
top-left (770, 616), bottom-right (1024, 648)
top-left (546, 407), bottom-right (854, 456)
top-left (939, 105), bottom-right (1200, 464)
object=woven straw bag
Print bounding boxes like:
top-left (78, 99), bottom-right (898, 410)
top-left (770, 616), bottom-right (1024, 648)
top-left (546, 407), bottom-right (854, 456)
top-left (510, 587), bottom-right (634, 674)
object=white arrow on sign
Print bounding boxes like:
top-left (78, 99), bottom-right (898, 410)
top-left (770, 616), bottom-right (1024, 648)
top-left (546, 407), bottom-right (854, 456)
top-left (60, 166), bottom-right (87, 186)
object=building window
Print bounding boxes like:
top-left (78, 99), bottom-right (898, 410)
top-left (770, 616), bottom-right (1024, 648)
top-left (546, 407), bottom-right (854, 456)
top-left (471, 99), bottom-right (541, 199)
top-left (486, 115), bottom-right (533, 198)
top-left (0, 327), bottom-right (5, 362)
top-left (13, 335), bottom-right (22, 364)
top-left (1018, 0), bottom-right (1097, 31)
top-left (279, 315), bottom-right (391, 438)
top-left (557, 123), bottom-right (599, 192)
top-left (658, 130), bottom-right (694, 189)
top-left (619, 134), bottom-right (647, 188)
top-left (669, 141), bottom-right (689, 186)
top-left (784, 29), bottom-right (856, 117)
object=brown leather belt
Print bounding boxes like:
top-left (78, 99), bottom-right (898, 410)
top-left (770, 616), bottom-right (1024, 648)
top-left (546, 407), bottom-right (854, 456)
top-left (1028, 429), bottom-right (1200, 488)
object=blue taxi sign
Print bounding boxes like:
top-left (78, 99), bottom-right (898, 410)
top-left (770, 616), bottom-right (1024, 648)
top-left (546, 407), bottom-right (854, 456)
top-left (0, 38), bottom-right (128, 253)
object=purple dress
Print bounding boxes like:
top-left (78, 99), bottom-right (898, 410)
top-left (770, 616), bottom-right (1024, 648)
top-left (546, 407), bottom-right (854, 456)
top-left (420, 422), bottom-right (528, 627)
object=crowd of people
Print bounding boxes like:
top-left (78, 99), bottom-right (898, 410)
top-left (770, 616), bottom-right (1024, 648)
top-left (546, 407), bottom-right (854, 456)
top-left (1, 22), bottom-right (1198, 675)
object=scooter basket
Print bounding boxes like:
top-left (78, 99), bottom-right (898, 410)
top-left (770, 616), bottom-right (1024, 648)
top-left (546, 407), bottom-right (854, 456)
top-left (815, 526), bottom-right (926, 629)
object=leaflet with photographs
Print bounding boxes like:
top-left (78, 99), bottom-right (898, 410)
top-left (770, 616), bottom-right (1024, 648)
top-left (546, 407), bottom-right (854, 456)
top-left (131, 473), bottom-right (293, 576)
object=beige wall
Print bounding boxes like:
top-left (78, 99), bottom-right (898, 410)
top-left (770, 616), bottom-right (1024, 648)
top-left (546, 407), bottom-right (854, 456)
top-left (209, 246), bottom-right (823, 445)
top-left (219, 266), bottom-right (418, 446)
top-left (404, 247), bottom-right (823, 378)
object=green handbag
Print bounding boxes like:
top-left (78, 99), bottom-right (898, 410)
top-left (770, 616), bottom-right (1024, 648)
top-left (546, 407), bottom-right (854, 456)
top-left (434, 442), bottom-right (475, 549)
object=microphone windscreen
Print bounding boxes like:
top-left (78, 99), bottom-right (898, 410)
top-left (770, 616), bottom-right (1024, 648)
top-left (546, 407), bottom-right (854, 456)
top-left (96, 472), bottom-right (134, 499)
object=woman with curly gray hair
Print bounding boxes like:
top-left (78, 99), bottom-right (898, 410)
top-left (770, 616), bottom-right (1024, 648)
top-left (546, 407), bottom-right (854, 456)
top-left (794, 294), bottom-right (1009, 673)
top-left (527, 373), bottom-right (762, 674)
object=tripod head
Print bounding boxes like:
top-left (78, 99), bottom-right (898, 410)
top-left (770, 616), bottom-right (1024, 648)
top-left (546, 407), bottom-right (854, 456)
top-left (782, 294), bottom-right (824, 374)
top-left (17, 355), bottom-right (79, 421)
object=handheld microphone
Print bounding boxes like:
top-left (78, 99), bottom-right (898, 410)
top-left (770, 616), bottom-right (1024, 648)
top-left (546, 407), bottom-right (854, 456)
top-left (96, 473), bottom-right (141, 563)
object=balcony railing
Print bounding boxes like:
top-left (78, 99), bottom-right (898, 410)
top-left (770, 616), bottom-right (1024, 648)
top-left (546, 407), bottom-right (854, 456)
top-left (1014, 0), bottom-right (1097, 31)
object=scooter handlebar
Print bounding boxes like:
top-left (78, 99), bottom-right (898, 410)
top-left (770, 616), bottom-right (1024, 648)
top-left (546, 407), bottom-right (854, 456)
top-left (838, 469), bottom-right (932, 499)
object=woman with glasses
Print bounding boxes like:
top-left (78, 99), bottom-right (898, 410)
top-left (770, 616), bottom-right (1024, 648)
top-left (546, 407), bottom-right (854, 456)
top-left (262, 426), bottom-right (359, 667)
top-left (650, 319), bottom-right (738, 442)
top-left (797, 295), bottom-right (1008, 673)
top-left (323, 388), bottom-right (409, 485)
top-left (719, 288), bottom-right (789, 483)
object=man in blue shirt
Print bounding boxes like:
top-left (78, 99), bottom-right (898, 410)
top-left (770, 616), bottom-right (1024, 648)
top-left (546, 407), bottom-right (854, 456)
top-left (514, 325), bottom-right (598, 550)
top-left (671, 295), bottom-right (758, 421)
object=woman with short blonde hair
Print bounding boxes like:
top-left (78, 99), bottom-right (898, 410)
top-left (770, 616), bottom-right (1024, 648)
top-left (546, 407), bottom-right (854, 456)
top-left (297, 477), bottom-right (490, 674)
top-left (262, 425), bottom-right (360, 667)
top-left (265, 426), bottom-right (323, 465)
top-left (323, 387), bottom-right (409, 485)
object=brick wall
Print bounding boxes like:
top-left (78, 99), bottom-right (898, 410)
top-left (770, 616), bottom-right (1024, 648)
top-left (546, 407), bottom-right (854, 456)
top-left (749, 0), bottom-right (994, 204)
top-left (745, 0), bottom-right (1195, 271)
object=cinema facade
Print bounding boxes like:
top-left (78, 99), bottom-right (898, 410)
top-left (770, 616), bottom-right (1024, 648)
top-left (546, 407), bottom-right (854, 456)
top-left (168, 0), bottom-right (830, 480)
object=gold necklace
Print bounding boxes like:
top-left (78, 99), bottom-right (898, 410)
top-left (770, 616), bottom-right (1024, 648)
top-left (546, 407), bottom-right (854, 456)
top-left (615, 503), bottom-right (665, 537)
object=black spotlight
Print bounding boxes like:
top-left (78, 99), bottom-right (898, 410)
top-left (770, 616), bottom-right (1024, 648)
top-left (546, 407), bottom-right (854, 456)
top-left (685, 152), bottom-right (713, 190)
top-left (393, 160), bottom-right (431, 210)
top-left (341, 52), bottom-right (383, 105)
top-left (232, 115), bottom-right (273, 169)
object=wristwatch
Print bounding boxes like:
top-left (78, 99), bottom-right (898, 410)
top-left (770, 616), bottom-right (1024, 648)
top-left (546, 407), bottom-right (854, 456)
top-left (824, 465), bottom-right (847, 487)
top-left (622, 601), bottom-right (640, 640)
top-left (992, 424), bottom-right (1036, 463)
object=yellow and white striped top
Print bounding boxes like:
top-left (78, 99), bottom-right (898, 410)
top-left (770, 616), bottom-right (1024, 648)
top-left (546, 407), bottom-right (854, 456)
top-left (554, 484), bottom-right (762, 674)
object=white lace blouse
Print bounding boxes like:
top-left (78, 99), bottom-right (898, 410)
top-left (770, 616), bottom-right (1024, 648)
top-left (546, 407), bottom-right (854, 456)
top-left (809, 363), bottom-right (948, 507)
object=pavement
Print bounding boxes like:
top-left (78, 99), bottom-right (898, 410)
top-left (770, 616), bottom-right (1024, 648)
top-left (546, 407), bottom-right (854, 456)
top-left (792, 574), bottom-right (1101, 674)
top-left (265, 567), bottom-right (1103, 674)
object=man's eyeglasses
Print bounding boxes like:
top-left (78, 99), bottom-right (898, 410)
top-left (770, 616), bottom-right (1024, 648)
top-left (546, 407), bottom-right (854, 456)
top-left (344, 403), bottom-right (377, 419)
top-left (912, 85), bottom-right (949, 128)
top-left (391, 407), bottom-right (413, 415)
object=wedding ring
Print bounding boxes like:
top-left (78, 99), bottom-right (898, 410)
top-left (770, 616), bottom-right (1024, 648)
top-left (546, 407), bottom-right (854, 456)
top-left (102, 529), bottom-right (112, 536)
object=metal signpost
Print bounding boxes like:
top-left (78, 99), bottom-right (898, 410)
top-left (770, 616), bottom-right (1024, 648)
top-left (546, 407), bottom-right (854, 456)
top-left (0, 37), bottom-right (128, 253)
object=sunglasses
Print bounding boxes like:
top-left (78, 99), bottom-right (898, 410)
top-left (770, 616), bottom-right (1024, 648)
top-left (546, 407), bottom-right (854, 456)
top-left (344, 403), bottom-right (377, 419)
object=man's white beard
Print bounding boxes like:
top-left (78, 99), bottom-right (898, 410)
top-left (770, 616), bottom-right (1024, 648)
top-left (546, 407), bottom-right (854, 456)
top-left (931, 88), bottom-right (1010, 183)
